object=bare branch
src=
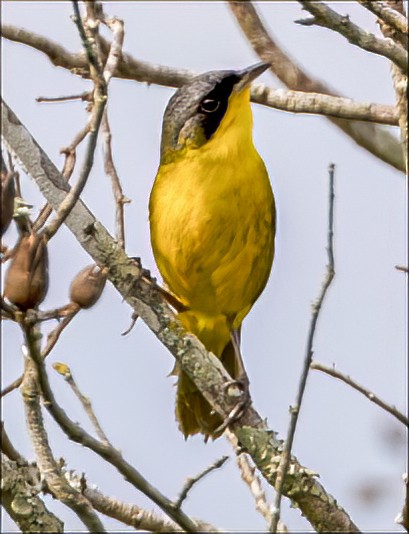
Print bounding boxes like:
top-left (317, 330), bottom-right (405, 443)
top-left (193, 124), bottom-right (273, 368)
top-left (1, 421), bottom-right (24, 462)
top-left (36, 91), bottom-right (91, 103)
top-left (173, 456), bottom-right (229, 510)
top-left (228, 1), bottom-right (405, 172)
top-left (41, 309), bottom-right (78, 358)
top-left (252, 84), bottom-right (399, 125)
top-left (83, 485), bottom-right (182, 532)
top-left (53, 361), bottom-right (112, 445)
top-left (358, 0), bottom-right (408, 43)
top-left (270, 163), bottom-right (336, 532)
top-left (21, 326), bottom-right (106, 532)
top-left (1, 98), bottom-right (360, 533)
top-left (378, 1), bottom-right (408, 172)
top-left (395, 473), bottom-right (409, 531)
top-left (42, 3), bottom-right (108, 241)
top-left (101, 110), bottom-right (129, 249)
top-left (33, 123), bottom-right (90, 232)
top-left (1, 22), bottom-right (404, 171)
top-left (395, 264), bottom-right (409, 273)
top-left (296, 1), bottom-right (408, 72)
top-left (311, 361), bottom-right (409, 426)
top-left (225, 430), bottom-right (274, 527)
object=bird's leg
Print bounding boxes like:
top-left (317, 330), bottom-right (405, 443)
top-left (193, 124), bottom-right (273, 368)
top-left (230, 328), bottom-right (249, 390)
top-left (215, 328), bottom-right (251, 434)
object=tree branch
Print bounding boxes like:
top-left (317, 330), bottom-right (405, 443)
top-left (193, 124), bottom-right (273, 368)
top-left (377, 0), bottom-right (408, 172)
top-left (311, 361), bottom-right (409, 426)
top-left (21, 325), bottom-right (106, 532)
top-left (1, 98), bottom-right (360, 533)
top-left (2, 456), bottom-right (64, 533)
top-left (296, 1), bottom-right (408, 72)
top-left (270, 163), bottom-right (336, 532)
top-left (228, 1), bottom-right (405, 172)
top-left (358, 0), bottom-right (408, 44)
top-left (1, 22), bottom-right (404, 170)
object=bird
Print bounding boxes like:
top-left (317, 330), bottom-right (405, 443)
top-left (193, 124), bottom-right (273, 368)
top-left (149, 62), bottom-right (276, 439)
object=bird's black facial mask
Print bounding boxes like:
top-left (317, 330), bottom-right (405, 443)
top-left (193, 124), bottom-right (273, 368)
top-left (160, 71), bottom-right (240, 159)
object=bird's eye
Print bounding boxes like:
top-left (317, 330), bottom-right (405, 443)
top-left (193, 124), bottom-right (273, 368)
top-left (200, 99), bottom-right (220, 113)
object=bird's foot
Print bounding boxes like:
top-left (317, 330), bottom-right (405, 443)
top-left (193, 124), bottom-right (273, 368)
top-left (214, 374), bottom-right (251, 435)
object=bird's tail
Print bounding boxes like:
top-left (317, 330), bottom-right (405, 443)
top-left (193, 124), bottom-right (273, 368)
top-left (172, 310), bottom-right (237, 439)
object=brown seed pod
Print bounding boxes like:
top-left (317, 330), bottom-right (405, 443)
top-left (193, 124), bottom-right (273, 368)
top-left (1, 167), bottom-right (15, 236)
top-left (69, 264), bottom-right (107, 309)
top-left (3, 233), bottom-right (49, 310)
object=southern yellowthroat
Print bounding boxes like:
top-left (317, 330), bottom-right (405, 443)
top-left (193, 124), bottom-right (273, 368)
top-left (149, 63), bottom-right (276, 439)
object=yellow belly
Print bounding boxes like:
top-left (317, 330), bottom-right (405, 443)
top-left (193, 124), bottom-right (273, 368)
top-left (149, 144), bottom-right (275, 330)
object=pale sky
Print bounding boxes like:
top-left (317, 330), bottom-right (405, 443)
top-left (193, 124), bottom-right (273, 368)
top-left (2, 2), bottom-right (407, 532)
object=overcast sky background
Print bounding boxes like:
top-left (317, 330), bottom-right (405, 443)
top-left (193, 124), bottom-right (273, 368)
top-left (2, 2), bottom-right (407, 532)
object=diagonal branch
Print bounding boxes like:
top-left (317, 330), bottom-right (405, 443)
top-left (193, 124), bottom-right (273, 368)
top-left (296, 0), bottom-right (408, 71)
top-left (270, 163), bottom-right (336, 532)
top-left (311, 361), bottom-right (409, 426)
top-left (358, 0), bottom-right (408, 45)
top-left (1, 97), bottom-right (360, 533)
top-left (228, 1), bottom-right (405, 172)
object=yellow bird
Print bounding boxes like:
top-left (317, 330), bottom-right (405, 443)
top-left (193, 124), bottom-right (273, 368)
top-left (149, 63), bottom-right (276, 439)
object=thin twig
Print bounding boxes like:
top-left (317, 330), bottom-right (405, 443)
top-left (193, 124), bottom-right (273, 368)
top-left (1, 375), bottom-right (24, 398)
top-left (42, 310), bottom-right (79, 357)
top-left (71, 0), bottom-right (100, 73)
top-left (42, 2), bottom-right (107, 241)
top-left (42, 93), bottom-right (105, 240)
top-left (395, 265), bottom-right (409, 273)
top-left (311, 361), bottom-right (409, 426)
top-left (270, 163), bottom-right (336, 532)
top-left (225, 430), bottom-right (276, 527)
top-left (173, 456), bottom-right (229, 510)
top-left (33, 121), bottom-right (91, 232)
top-left (1, 309), bottom-right (78, 398)
top-left (1, 421), bottom-right (25, 461)
top-left (53, 362), bottom-right (112, 444)
top-left (21, 325), bottom-right (106, 532)
top-left (296, 1), bottom-right (408, 72)
top-left (101, 110), bottom-right (128, 249)
top-left (36, 92), bottom-right (91, 103)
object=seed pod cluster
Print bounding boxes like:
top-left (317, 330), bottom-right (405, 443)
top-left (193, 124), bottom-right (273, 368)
top-left (3, 233), bottom-right (49, 310)
top-left (69, 264), bottom-right (107, 309)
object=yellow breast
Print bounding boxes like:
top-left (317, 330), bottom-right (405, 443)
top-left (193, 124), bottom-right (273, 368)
top-left (149, 107), bottom-right (275, 327)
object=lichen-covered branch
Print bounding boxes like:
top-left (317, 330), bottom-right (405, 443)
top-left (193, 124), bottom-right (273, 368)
top-left (1, 456), bottom-right (64, 533)
top-left (1, 98), bottom-right (360, 533)
top-left (1, 22), bottom-right (404, 171)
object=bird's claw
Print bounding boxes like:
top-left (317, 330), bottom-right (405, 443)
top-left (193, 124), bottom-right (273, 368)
top-left (214, 375), bottom-right (251, 434)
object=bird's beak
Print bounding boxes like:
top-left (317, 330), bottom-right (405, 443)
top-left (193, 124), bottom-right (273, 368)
top-left (234, 62), bottom-right (270, 92)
